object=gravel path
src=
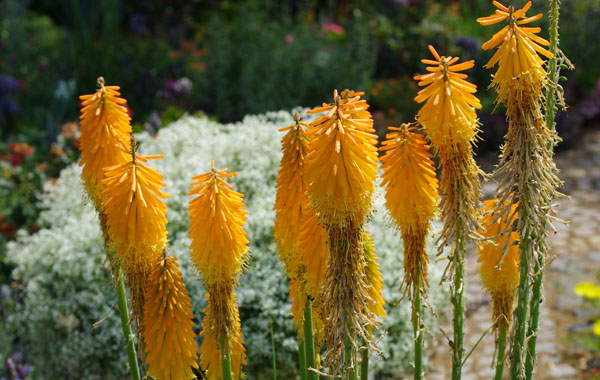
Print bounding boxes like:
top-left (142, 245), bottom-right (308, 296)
top-left (428, 129), bottom-right (600, 380)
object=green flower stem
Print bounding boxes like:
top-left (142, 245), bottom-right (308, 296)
top-left (545, 0), bottom-right (561, 132)
top-left (303, 299), bottom-right (318, 380)
top-left (510, 224), bottom-right (531, 380)
top-left (494, 327), bottom-right (508, 380)
top-left (116, 269), bottom-right (141, 380)
top-left (220, 329), bottom-right (233, 380)
top-left (451, 227), bottom-right (466, 380)
top-left (360, 339), bottom-right (369, 380)
top-left (344, 334), bottom-right (358, 380)
top-left (299, 340), bottom-right (308, 380)
top-left (525, 254), bottom-right (544, 380)
top-left (271, 321), bottom-right (277, 380)
top-left (526, 2), bottom-right (562, 378)
top-left (413, 272), bottom-right (423, 380)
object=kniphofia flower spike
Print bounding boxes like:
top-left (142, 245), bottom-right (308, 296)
top-left (79, 77), bottom-right (132, 206)
top-left (414, 45), bottom-right (481, 151)
top-left (143, 252), bottom-right (199, 380)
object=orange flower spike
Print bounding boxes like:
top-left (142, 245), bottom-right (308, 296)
top-left (188, 162), bottom-right (249, 286)
top-left (299, 201), bottom-right (328, 300)
top-left (305, 90), bottom-right (379, 223)
top-left (79, 77), bottom-right (132, 205)
top-left (380, 124), bottom-right (438, 233)
top-left (101, 143), bottom-right (169, 269)
top-left (143, 254), bottom-right (199, 380)
top-left (380, 124), bottom-right (439, 295)
top-left (476, 199), bottom-right (520, 329)
top-left (273, 113), bottom-right (311, 281)
top-left (414, 46), bottom-right (481, 151)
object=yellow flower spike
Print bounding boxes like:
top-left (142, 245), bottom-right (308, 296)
top-left (143, 252), bottom-right (199, 380)
top-left (306, 90), bottom-right (380, 373)
top-left (188, 161), bottom-right (249, 286)
top-left (414, 45), bottom-right (481, 152)
top-left (361, 231), bottom-right (385, 319)
top-left (101, 139), bottom-right (169, 270)
top-left (476, 199), bottom-right (520, 330)
top-left (199, 293), bottom-right (246, 380)
top-left (188, 161), bottom-right (249, 378)
top-left (305, 89), bottom-right (379, 225)
top-left (79, 77), bottom-right (132, 206)
top-left (380, 124), bottom-right (438, 297)
top-left (273, 113), bottom-right (310, 304)
top-left (478, 0), bottom-right (552, 102)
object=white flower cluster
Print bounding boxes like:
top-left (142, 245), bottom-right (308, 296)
top-left (7, 110), bottom-right (449, 379)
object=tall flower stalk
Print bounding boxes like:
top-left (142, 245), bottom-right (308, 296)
top-left (380, 124), bottom-right (438, 380)
top-left (476, 199), bottom-right (520, 380)
top-left (413, 46), bottom-right (483, 380)
top-left (273, 113), bottom-right (322, 379)
top-left (478, 2), bottom-right (562, 378)
top-left (526, 1), bottom-right (570, 378)
top-left (78, 78), bottom-right (139, 380)
top-left (188, 162), bottom-right (249, 380)
top-left (305, 90), bottom-right (381, 377)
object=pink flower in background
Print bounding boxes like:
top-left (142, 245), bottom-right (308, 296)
top-left (322, 22), bottom-right (344, 34)
top-left (285, 34), bottom-right (294, 44)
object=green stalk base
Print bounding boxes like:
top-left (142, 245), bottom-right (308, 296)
top-left (299, 340), bottom-right (308, 380)
top-left (495, 327), bottom-right (508, 380)
top-left (220, 329), bottom-right (233, 380)
top-left (303, 299), bottom-right (318, 380)
top-left (510, 228), bottom-right (531, 380)
top-left (413, 273), bottom-right (423, 380)
top-left (116, 270), bottom-right (141, 380)
top-left (451, 231), bottom-right (466, 380)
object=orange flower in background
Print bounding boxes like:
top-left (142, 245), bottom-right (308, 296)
top-left (414, 45), bottom-right (481, 151)
top-left (273, 114), bottom-right (311, 284)
top-left (79, 77), bottom-right (132, 205)
top-left (101, 147), bottom-right (169, 269)
top-left (476, 199), bottom-right (520, 329)
top-left (478, 0), bottom-right (551, 101)
top-left (143, 253), bottom-right (199, 380)
top-left (188, 163), bottom-right (249, 286)
top-left (305, 89), bottom-right (379, 225)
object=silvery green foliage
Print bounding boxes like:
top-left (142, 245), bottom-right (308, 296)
top-left (7, 110), bottom-right (449, 379)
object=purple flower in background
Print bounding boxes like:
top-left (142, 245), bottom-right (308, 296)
top-left (130, 13), bottom-right (147, 35)
top-left (0, 75), bottom-right (21, 117)
top-left (285, 34), bottom-right (294, 44)
top-left (455, 36), bottom-right (479, 53)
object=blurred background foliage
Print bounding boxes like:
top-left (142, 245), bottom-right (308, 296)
top-left (0, 0), bottom-right (599, 375)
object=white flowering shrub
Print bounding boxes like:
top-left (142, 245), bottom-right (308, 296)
top-left (7, 110), bottom-right (449, 379)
